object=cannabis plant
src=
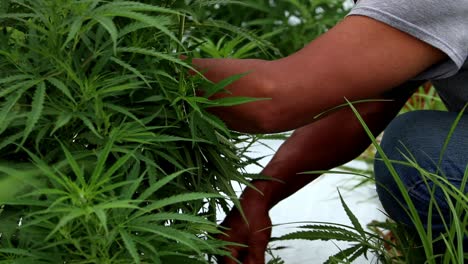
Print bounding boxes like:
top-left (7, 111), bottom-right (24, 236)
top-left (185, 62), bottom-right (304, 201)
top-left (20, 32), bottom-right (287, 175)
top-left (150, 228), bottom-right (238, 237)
top-left (0, 0), bottom-right (277, 263)
top-left (193, 0), bottom-right (349, 57)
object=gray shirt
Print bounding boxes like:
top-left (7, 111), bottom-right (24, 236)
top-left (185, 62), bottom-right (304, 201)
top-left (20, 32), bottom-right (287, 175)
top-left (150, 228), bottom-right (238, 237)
top-left (348, 0), bottom-right (468, 112)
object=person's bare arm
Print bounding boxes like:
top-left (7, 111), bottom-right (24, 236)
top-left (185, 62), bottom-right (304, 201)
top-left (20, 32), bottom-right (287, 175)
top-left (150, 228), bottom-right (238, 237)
top-left (252, 82), bottom-right (422, 208)
top-left (218, 81), bottom-right (422, 264)
top-left (193, 16), bottom-right (445, 133)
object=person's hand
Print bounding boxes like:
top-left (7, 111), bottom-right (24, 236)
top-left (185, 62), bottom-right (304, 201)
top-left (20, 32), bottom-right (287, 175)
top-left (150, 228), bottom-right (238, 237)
top-left (217, 192), bottom-right (272, 264)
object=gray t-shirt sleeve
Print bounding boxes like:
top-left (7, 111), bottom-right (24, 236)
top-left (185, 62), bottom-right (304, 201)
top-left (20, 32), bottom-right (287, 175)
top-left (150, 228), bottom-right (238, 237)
top-left (347, 0), bottom-right (468, 80)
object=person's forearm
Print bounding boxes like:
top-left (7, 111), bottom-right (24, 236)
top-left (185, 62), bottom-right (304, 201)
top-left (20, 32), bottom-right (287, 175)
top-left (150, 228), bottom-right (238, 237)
top-left (192, 17), bottom-right (444, 134)
top-left (240, 82), bottom-right (421, 209)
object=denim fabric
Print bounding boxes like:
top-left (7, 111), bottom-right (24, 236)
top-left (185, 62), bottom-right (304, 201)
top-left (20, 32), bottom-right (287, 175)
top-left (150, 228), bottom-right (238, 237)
top-left (374, 110), bottom-right (468, 247)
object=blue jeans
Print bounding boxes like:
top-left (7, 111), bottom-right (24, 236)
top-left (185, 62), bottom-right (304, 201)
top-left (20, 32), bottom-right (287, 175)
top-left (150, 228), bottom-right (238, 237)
top-left (374, 110), bottom-right (468, 249)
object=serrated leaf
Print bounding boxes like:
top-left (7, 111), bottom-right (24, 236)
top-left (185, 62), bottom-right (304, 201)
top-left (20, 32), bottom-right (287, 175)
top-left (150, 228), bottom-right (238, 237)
top-left (205, 96), bottom-right (269, 107)
top-left (51, 112), bottom-right (72, 135)
top-left (120, 230), bottom-right (141, 264)
top-left (299, 224), bottom-right (358, 235)
top-left (94, 15), bottom-right (118, 54)
top-left (120, 163), bottom-right (144, 199)
top-left (110, 57), bottom-right (150, 87)
top-left (128, 225), bottom-right (204, 254)
top-left (19, 188), bottom-right (68, 198)
top-left (203, 73), bottom-right (247, 98)
top-left (347, 245), bottom-right (369, 263)
top-left (99, 1), bottom-right (181, 16)
top-left (97, 82), bottom-right (144, 95)
top-left (47, 77), bottom-right (75, 103)
top-left (200, 111), bottom-right (230, 137)
top-left (93, 208), bottom-right (109, 235)
top-left (0, 132), bottom-right (22, 151)
top-left (77, 114), bottom-right (102, 138)
top-left (137, 169), bottom-right (192, 202)
top-left (277, 230), bottom-right (358, 242)
top-left (104, 11), bottom-right (181, 46)
top-left (119, 21), bottom-right (151, 37)
top-left (0, 79), bottom-right (38, 98)
top-left (98, 150), bottom-right (135, 185)
top-left (117, 47), bottom-right (192, 69)
top-left (124, 134), bottom-right (198, 144)
top-left (192, 112), bottom-right (218, 145)
top-left (63, 18), bottom-right (83, 49)
top-left (132, 212), bottom-right (214, 226)
top-left (0, 248), bottom-right (35, 257)
top-left (21, 82), bottom-right (46, 145)
top-left (338, 189), bottom-right (365, 237)
top-left (325, 244), bottom-right (362, 264)
top-left (137, 95), bottom-right (165, 103)
top-left (98, 180), bottom-right (136, 194)
top-left (46, 209), bottom-right (86, 240)
top-left (153, 150), bottom-right (184, 170)
top-left (104, 103), bottom-right (143, 125)
top-left (0, 74), bottom-right (32, 85)
top-left (135, 193), bottom-right (221, 217)
top-left (59, 142), bottom-right (85, 187)
top-left (90, 137), bottom-right (114, 185)
top-left (1, 199), bottom-right (50, 207)
top-left (159, 255), bottom-right (205, 264)
top-left (95, 200), bottom-right (140, 210)
top-left (0, 92), bottom-right (22, 134)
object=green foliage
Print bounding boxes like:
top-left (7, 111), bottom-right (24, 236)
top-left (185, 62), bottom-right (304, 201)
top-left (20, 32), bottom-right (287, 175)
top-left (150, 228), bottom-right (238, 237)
top-left (272, 191), bottom-right (384, 264)
top-left (403, 84), bottom-right (448, 113)
top-left (0, 0), bottom-right (350, 262)
top-left (272, 103), bottom-right (468, 263)
top-left (191, 0), bottom-right (349, 57)
top-left (339, 84), bottom-right (449, 195)
top-left (0, 0), bottom-right (315, 262)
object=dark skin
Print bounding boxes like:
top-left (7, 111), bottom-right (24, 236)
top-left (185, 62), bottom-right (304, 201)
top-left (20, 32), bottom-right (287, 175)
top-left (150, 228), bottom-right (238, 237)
top-left (192, 15), bottom-right (446, 264)
top-left (216, 82), bottom-right (420, 264)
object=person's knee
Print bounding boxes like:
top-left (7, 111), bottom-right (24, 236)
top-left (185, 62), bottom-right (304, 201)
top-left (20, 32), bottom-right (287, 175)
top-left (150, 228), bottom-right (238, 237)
top-left (374, 111), bottom-right (444, 211)
top-left (374, 110), bottom-right (468, 230)
top-left (374, 111), bottom-right (427, 178)
top-left (380, 111), bottom-right (439, 151)
top-left (376, 110), bottom-right (460, 170)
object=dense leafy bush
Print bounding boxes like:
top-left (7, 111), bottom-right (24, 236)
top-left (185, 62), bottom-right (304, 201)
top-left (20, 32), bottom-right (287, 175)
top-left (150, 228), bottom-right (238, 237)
top-left (0, 0), bottom-right (346, 263)
top-left (192, 0), bottom-right (349, 58)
